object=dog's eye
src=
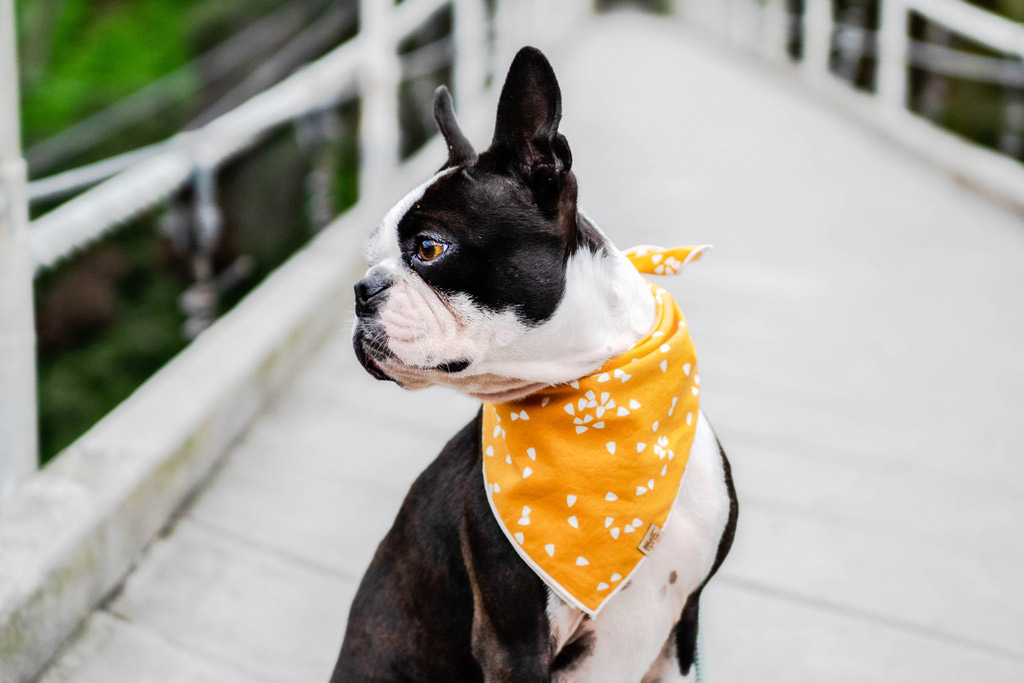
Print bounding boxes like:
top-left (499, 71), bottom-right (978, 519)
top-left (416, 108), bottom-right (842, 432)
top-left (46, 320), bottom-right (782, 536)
top-left (417, 239), bottom-right (447, 262)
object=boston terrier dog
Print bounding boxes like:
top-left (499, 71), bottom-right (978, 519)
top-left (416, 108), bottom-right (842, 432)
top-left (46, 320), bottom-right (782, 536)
top-left (334, 47), bottom-right (737, 682)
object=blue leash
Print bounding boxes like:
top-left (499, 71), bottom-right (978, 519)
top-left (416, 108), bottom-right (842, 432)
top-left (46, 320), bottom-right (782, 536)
top-left (693, 623), bottom-right (707, 683)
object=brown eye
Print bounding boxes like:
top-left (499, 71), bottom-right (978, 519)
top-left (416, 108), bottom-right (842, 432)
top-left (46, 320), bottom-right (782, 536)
top-left (417, 239), bottom-right (446, 262)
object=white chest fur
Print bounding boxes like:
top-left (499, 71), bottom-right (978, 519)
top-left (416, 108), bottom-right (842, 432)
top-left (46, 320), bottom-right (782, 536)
top-left (545, 411), bottom-right (729, 682)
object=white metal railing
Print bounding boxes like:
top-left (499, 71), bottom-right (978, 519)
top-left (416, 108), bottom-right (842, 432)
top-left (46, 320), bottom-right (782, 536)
top-left (0, 0), bottom-right (36, 502)
top-left (24, 0), bottom-right (338, 178)
top-left (8, 0), bottom-right (1020, 499)
top-left (0, 0), bottom-right (596, 499)
top-left (680, 0), bottom-right (1024, 173)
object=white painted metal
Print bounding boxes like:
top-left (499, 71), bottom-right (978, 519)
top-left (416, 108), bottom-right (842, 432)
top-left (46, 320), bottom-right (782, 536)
top-left (677, 0), bottom-right (1024, 214)
top-left (357, 0), bottom-right (403, 203)
top-left (802, 0), bottom-right (834, 81)
top-left (453, 0), bottom-right (489, 113)
top-left (910, 0), bottom-right (1024, 56)
top-left (30, 151), bottom-right (194, 271)
top-left (0, 0), bottom-right (38, 500)
top-left (756, 0), bottom-right (792, 63)
top-left (29, 40), bottom-right (363, 271)
top-left (27, 142), bottom-right (173, 203)
top-left (878, 0), bottom-right (911, 111)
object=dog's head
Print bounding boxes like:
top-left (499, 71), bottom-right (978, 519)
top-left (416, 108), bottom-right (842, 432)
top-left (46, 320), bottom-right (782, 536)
top-left (352, 47), bottom-right (654, 402)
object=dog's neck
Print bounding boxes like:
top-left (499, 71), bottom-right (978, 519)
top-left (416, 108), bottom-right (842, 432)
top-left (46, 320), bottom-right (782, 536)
top-left (454, 212), bottom-right (657, 403)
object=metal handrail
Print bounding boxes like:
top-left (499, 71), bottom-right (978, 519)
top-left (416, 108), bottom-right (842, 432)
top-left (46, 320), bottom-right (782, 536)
top-left (1, 0), bottom-right (598, 497)
top-left (680, 0), bottom-right (1024, 189)
top-left (26, 34), bottom-right (456, 206)
top-left (26, 0), bottom-right (461, 273)
top-left (909, 0), bottom-right (1024, 57)
top-left (24, 0), bottom-right (335, 175)
top-left (28, 37), bottom-right (363, 272)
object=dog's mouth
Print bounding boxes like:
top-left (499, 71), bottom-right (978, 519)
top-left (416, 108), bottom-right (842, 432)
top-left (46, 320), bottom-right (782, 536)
top-left (352, 324), bottom-right (546, 401)
top-left (353, 322), bottom-right (469, 388)
top-left (352, 325), bottom-right (397, 383)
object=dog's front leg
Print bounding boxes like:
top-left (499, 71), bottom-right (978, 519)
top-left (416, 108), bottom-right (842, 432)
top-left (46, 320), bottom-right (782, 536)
top-left (460, 518), bottom-right (552, 682)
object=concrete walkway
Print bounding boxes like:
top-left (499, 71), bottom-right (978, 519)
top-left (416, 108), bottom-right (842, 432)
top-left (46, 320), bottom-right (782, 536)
top-left (36, 11), bottom-right (1024, 683)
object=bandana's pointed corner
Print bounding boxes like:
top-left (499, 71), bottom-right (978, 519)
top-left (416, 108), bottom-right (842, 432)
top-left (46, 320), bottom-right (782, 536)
top-left (683, 244), bottom-right (714, 267)
top-left (622, 244), bottom-right (715, 277)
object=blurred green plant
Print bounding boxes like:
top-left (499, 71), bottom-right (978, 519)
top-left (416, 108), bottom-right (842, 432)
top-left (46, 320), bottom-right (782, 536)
top-left (15, 0), bottom-right (285, 160)
top-left (17, 0), bottom-right (188, 145)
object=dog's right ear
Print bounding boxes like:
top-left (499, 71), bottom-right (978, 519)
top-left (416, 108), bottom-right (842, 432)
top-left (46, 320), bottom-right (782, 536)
top-left (434, 86), bottom-right (477, 168)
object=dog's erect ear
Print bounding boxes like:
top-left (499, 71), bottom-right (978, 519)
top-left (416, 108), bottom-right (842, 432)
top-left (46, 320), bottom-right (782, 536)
top-left (434, 86), bottom-right (477, 168)
top-left (490, 47), bottom-right (573, 210)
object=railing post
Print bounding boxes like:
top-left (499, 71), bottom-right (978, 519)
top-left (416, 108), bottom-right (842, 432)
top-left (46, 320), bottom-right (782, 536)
top-left (878, 0), bottom-right (910, 110)
top-left (0, 0), bottom-right (38, 500)
top-left (999, 84), bottom-right (1024, 159)
top-left (297, 108), bottom-right (342, 232)
top-left (181, 166), bottom-right (223, 339)
top-left (358, 0), bottom-right (401, 203)
top-left (801, 0), bottom-right (833, 81)
top-left (494, 0), bottom-right (554, 72)
top-left (757, 0), bottom-right (792, 63)
top-left (453, 0), bottom-right (488, 113)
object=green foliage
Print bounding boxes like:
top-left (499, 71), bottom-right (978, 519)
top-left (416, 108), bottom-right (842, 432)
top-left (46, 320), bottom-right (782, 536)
top-left (35, 216), bottom-right (188, 460)
top-left (975, 0), bottom-right (1024, 21)
top-left (15, 0), bottom-right (285, 152)
top-left (17, 0), bottom-right (193, 145)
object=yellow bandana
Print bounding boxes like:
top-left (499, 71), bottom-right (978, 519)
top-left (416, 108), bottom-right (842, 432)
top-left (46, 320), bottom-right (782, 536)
top-left (482, 245), bottom-right (710, 615)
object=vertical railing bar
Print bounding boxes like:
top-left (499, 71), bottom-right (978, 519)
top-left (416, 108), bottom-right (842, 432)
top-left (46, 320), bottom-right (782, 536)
top-left (297, 107), bottom-right (343, 232)
top-left (802, 0), bottom-right (834, 81)
top-left (0, 0), bottom-right (39, 500)
top-left (181, 165), bottom-right (224, 340)
top-left (453, 0), bottom-right (488, 113)
top-left (878, 0), bottom-right (911, 110)
top-left (358, 0), bottom-right (402, 203)
top-left (1000, 85), bottom-right (1024, 159)
top-left (757, 0), bottom-right (791, 63)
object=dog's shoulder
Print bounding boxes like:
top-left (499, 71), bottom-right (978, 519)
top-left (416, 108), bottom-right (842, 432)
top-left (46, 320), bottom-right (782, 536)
top-left (334, 410), bottom-right (550, 681)
top-left (334, 414), bottom-right (482, 680)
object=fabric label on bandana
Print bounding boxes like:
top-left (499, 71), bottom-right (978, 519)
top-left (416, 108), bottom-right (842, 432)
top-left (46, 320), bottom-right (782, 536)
top-left (482, 245), bottom-right (709, 615)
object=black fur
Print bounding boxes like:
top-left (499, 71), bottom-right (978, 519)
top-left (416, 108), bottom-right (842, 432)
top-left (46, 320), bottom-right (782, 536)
top-left (675, 437), bottom-right (739, 677)
top-left (331, 412), bottom-right (553, 682)
top-left (434, 85), bottom-right (477, 169)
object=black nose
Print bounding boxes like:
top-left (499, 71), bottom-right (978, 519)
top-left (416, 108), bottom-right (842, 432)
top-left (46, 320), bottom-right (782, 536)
top-left (354, 274), bottom-right (391, 316)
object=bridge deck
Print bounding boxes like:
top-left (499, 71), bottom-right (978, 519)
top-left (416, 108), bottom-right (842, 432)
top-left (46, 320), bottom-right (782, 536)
top-left (36, 12), bottom-right (1024, 683)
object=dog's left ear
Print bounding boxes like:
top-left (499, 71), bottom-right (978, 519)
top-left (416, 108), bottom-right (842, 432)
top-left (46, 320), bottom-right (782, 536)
top-left (490, 47), bottom-right (573, 213)
top-left (434, 86), bottom-right (477, 168)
